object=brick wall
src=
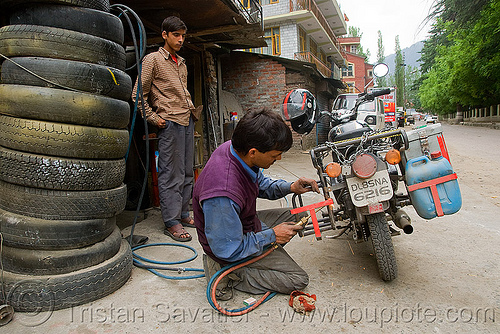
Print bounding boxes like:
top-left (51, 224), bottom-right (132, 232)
top-left (221, 52), bottom-right (334, 150)
top-left (222, 52), bottom-right (287, 114)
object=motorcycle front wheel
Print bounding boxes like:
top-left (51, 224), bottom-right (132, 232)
top-left (367, 213), bottom-right (398, 281)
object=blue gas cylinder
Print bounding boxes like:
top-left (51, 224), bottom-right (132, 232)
top-left (405, 151), bottom-right (462, 219)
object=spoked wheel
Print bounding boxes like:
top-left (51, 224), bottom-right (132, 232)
top-left (367, 213), bottom-right (397, 281)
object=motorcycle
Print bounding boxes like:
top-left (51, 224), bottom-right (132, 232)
top-left (290, 87), bottom-right (411, 281)
top-left (283, 61), bottom-right (461, 281)
top-left (283, 64), bottom-right (461, 281)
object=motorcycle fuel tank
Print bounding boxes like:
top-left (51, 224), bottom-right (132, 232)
top-left (328, 120), bottom-right (371, 142)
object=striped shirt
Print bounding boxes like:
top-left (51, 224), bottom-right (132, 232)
top-left (132, 47), bottom-right (194, 127)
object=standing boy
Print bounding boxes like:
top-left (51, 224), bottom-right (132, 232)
top-left (132, 16), bottom-right (196, 241)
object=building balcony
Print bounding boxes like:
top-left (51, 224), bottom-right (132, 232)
top-left (294, 51), bottom-right (332, 78)
top-left (264, 0), bottom-right (347, 67)
top-left (230, 0), bottom-right (263, 29)
top-left (290, 0), bottom-right (347, 67)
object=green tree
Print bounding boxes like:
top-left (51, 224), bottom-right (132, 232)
top-left (419, 0), bottom-right (500, 115)
top-left (394, 36), bottom-right (404, 107)
top-left (428, 0), bottom-right (490, 28)
top-left (376, 30), bottom-right (387, 87)
top-left (405, 65), bottom-right (421, 110)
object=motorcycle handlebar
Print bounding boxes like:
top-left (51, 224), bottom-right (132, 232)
top-left (312, 128), bottom-right (408, 154)
top-left (365, 88), bottom-right (391, 100)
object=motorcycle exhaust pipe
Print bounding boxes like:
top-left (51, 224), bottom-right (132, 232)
top-left (394, 209), bottom-right (413, 234)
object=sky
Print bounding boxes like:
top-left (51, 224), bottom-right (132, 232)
top-left (337, 0), bottom-right (435, 63)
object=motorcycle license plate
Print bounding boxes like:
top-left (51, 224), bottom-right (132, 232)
top-left (346, 170), bottom-right (393, 207)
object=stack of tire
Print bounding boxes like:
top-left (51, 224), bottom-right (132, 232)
top-left (0, 0), bottom-right (133, 312)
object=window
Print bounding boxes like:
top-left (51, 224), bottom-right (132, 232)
top-left (320, 50), bottom-right (327, 64)
top-left (350, 45), bottom-right (357, 54)
top-left (242, 0), bottom-right (278, 7)
top-left (299, 27), bottom-right (307, 52)
top-left (342, 63), bottom-right (354, 77)
top-left (264, 27), bottom-right (280, 55)
top-left (240, 0), bottom-right (252, 8)
top-left (310, 38), bottom-right (318, 57)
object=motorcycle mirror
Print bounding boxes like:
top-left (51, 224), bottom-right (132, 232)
top-left (373, 63), bottom-right (389, 78)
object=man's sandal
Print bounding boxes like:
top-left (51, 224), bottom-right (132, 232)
top-left (164, 224), bottom-right (192, 242)
top-left (180, 216), bottom-right (195, 228)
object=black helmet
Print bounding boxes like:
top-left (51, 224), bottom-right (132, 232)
top-left (282, 88), bottom-right (318, 134)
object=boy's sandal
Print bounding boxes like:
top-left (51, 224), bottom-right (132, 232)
top-left (164, 224), bottom-right (192, 242)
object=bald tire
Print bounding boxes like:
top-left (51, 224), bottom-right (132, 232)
top-left (0, 180), bottom-right (127, 220)
top-left (0, 146), bottom-right (125, 191)
top-left (10, 5), bottom-right (123, 44)
top-left (2, 226), bottom-right (122, 275)
top-left (0, 0), bottom-right (110, 12)
top-left (0, 84), bottom-right (130, 129)
top-left (0, 25), bottom-right (125, 70)
top-left (1, 57), bottom-right (132, 101)
top-left (0, 207), bottom-right (116, 250)
top-left (1, 240), bottom-right (132, 312)
top-left (0, 115), bottom-right (129, 159)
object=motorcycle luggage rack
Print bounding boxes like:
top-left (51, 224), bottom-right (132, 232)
top-left (291, 195), bottom-right (335, 240)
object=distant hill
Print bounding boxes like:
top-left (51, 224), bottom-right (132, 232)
top-left (384, 41), bottom-right (424, 75)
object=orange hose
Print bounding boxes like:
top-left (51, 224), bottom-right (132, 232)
top-left (211, 244), bottom-right (277, 316)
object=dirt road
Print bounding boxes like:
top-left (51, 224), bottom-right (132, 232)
top-left (5, 122), bottom-right (499, 333)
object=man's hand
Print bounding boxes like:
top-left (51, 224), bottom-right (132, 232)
top-left (157, 118), bottom-right (167, 128)
top-left (290, 177), bottom-right (319, 194)
top-left (272, 222), bottom-right (303, 244)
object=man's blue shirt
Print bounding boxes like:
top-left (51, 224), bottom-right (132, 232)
top-left (202, 145), bottom-right (292, 262)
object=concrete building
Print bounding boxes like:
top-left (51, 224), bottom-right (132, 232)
top-left (256, 0), bottom-right (348, 79)
top-left (221, 0), bottom-right (349, 149)
top-left (338, 36), bottom-right (374, 93)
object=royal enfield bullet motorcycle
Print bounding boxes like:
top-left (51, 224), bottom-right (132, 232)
top-left (283, 63), bottom-right (461, 281)
top-left (283, 83), bottom-right (415, 281)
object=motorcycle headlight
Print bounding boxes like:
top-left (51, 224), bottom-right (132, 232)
top-left (352, 154), bottom-right (377, 179)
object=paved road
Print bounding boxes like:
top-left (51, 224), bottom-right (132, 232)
top-left (5, 122), bottom-right (499, 333)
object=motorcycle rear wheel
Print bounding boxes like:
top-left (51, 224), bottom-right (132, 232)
top-left (367, 213), bottom-right (398, 281)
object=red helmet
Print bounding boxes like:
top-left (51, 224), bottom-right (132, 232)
top-left (282, 89), bottom-right (318, 134)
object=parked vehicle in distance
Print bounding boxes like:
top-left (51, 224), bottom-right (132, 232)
top-left (426, 115), bottom-right (438, 124)
top-left (332, 94), bottom-right (390, 131)
top-left (406, 113), bottom-right (415, 125)
top-left (397, 111), bottom-right (405, 127)
top-left (332, 93), bottom-right (358, 116)
top-left (357, 98), bottom-right (386, 131)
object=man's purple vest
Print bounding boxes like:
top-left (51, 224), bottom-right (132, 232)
top-left (193, 141), bottom-right (261, 264)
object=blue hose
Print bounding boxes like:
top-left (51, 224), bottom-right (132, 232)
top-left (132, 243), bottom-right (204, 280)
